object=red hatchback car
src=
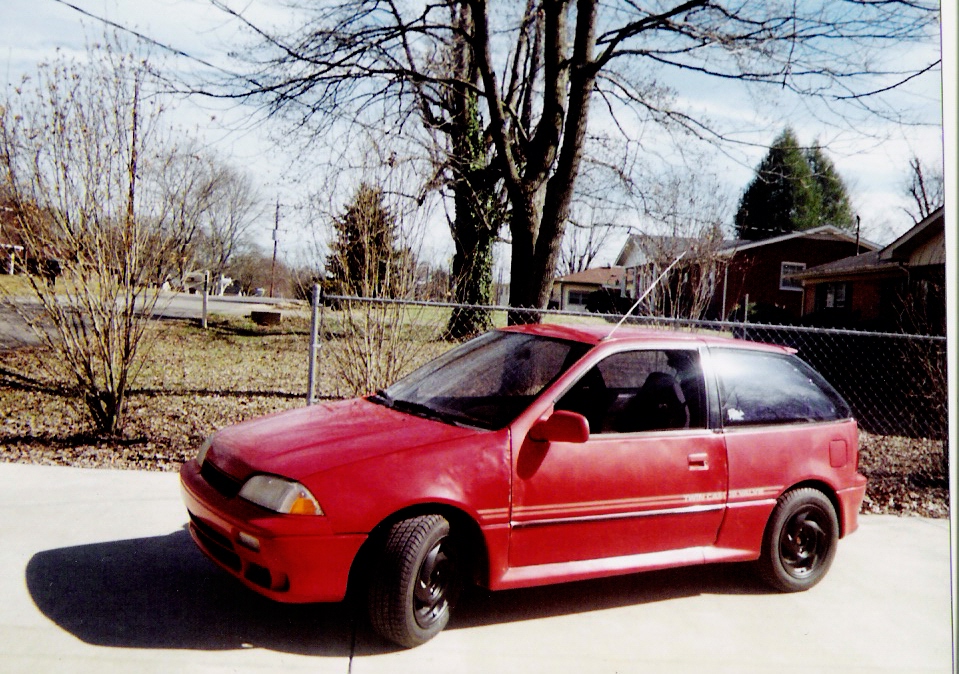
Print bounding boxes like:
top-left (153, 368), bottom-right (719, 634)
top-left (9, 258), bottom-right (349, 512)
top-left (180, 324), bottom-right (866, 647)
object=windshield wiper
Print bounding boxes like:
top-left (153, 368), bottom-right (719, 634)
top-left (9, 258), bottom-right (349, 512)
top-left (370, 389), bottom-right (394, 407)
top-left (391, 398), bottom-right (443, 419)
top-left (390, 398), bottom-right (480, 428)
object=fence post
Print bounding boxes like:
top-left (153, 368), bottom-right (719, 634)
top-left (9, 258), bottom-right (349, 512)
top-left (307, 283), bottom-right (322, 405)
top-left (202, 271), bottom-right (209, 329)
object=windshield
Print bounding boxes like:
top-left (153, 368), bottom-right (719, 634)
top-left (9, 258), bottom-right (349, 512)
top-left (376, 331), bottom-right (588, 429)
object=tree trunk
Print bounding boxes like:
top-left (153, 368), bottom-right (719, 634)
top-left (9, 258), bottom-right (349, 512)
top-left (507, 188), bottom-right (548, 324)
top-left (442, 3), bottom-right (502, 339)
top-left (446, 190), bottom-right (495, 339)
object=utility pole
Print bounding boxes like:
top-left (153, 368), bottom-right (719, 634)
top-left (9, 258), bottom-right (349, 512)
top-left (270, 197), bottom-right (279, 298)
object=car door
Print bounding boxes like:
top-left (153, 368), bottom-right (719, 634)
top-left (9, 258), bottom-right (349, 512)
top-left (508, 347), bottom-right (728, 569)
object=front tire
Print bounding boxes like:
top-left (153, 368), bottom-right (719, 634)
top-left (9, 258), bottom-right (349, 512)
top-left (367, 514), bottom-right (461, 648)
top-left (758, 488), bottom-right (838, 593)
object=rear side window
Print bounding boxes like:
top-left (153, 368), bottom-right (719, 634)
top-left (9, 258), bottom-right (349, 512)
top-left (710, 348), bottom-right (851, 427)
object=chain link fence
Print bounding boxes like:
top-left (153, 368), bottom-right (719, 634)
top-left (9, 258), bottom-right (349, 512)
top-left (305, 292), bottom-right (946, 445)
top-left (731, 323), bottom-right (946, 442)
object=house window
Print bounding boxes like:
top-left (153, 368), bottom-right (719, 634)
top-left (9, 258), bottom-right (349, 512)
top-left (816, 282), bottom-right (849, 310)
top-left (566, 290), bottom-right (591, 307)
top-left (780, 262), bottom-right (806, 291)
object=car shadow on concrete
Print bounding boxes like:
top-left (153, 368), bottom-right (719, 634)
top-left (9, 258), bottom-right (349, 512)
top-left (446, 562), bottom-right (767, 636)
top-left (26, 528), bottom-right (769, 656)
top-left (25, 527), bottom-right (364, 656)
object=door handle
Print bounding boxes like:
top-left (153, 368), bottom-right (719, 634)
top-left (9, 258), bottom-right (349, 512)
top-left (688, 453), bottom-right (709, 470)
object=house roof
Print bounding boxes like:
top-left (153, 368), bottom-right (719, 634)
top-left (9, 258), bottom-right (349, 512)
top-left (553, 266), bottom-right (624, 287)
top-left (793, 207), bottom-right (945, 282)
top-left (879, 206), bottom-right (945, 264)
top-left (615, 225), bottom-right (878, 267)
top-left (717, 225), bottom-right (879, 256)
top-left (789, 249), bottom-right (896, 281)
top-left (615, 235), bottom-right (701, 266)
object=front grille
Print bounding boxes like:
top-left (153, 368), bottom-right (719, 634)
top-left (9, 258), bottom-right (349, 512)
top-left (201, 459), bottom-right (242, 498)
top-left (189, 513), bottom-right (241, 572)
top-left (245, 562), bottom-right (272, 589)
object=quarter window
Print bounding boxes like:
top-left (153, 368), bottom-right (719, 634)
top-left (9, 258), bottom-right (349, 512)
top-left (710, 348), bottom-right (850, 426)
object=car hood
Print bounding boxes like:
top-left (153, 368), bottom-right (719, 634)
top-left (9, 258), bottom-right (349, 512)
top-left (206, 397), bottom-right (484, 481)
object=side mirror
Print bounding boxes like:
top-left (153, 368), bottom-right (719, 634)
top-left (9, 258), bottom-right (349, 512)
top-left (528, 410), bottom-right (590, 444)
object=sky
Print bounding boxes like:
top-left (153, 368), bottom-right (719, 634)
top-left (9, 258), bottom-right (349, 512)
top-left (0, 0), bottom-right (948, 268)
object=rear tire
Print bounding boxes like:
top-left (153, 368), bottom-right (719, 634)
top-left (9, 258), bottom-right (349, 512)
top-left (757, 488), bottom-right (838, 593)
top-left (367, 514), bottom-right (461, 648)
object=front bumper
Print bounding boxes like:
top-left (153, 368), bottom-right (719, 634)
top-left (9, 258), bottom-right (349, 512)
top-left (180, 460), bottom-right (366, 603)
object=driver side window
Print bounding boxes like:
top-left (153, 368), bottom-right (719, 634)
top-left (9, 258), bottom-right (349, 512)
top-left (555, 349), bottom-right (705, 434)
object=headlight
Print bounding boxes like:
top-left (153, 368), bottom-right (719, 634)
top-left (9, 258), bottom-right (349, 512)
top-left (238, 475), bottom-right (324, 516)
top-left (196, 436), bottom-right (213, 466)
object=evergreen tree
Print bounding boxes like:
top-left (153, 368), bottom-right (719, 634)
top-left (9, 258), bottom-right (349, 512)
top-left (734, 128), bottom-right (854, 241)
top-left (327, 183), bottom-right (408, 298)
top-left (805, 144), bottom-right (855, 230)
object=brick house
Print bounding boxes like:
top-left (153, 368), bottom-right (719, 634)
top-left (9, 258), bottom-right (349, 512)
top-left (791, 207), bottom-right (945, 334)
top-left (616, 226), bottom-right (877, 321)
top-left (711, 226), bottom-right (877, 321)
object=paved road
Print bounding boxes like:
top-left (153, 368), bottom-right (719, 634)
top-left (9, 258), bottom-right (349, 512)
top-left (0, 462), bottom-right (953, 673)
top-left (0, 301), bottom-right (44, 349)
top-left (0, 292), bottom-right (300, 349)
top-left (147, 291), bottom-right (299, 320)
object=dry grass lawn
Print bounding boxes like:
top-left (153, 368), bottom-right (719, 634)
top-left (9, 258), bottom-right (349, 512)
top-left (0, 313), bottom-right (948, 518)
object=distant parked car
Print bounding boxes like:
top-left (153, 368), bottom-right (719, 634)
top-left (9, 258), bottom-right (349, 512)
top-left (181, 324), bottom-right (866, 648)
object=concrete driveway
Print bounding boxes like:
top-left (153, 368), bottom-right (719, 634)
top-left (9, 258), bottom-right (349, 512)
top-left (0, 462), bottom-right (952, 674)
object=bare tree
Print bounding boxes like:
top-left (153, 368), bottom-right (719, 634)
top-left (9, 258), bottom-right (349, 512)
top-left (148, 145), bottom-right (261, 287)
top-left (199, 165), bottom-right (262, 283)
top-left (198, 0), bottom-right (938, 320)
top-left (558, 153), bottom-right (646, 276)
top-left (149, 144), bottom-right (219, 283)
top-left (0, 41), bottom-right (184, 434)
top-left (558, 217), bottom-right (619, 276)
top-left (904, 155), bottom-right (944, 223)
top-left (624, 171), bottom-right (732, 320)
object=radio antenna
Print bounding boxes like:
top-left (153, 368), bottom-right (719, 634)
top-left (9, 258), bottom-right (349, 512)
top-left (604, 251), bottom-right (687, 341)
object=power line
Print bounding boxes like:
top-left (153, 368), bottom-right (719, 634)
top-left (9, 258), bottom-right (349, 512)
top-left (50, 0), bottom-right (237, 78)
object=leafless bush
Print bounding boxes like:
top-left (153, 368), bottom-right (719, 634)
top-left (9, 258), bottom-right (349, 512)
top-left (320, 300), bottom-right (447, 397)
top-left (309, 145), bottom-right (445, 395)
top-left (0, 39), bottom-right (207, 434)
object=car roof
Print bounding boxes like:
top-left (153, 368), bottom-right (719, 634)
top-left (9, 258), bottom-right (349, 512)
top-left (499, 323), bottom-right (794, 354)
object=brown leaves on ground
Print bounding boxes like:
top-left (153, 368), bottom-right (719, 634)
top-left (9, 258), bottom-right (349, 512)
top-left (858, 432), bottom-right (949, 519)
top-left (0, 318), bottom-right (308, 470)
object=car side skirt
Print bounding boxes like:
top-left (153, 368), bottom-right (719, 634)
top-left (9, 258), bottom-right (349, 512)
top-left (491, 544), bottom-right (757, 591)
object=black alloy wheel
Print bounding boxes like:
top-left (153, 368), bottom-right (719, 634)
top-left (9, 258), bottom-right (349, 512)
top-left (368, 514), bottom-right (462, 648)
top-left (758, 488), bottom-right (839, 593)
